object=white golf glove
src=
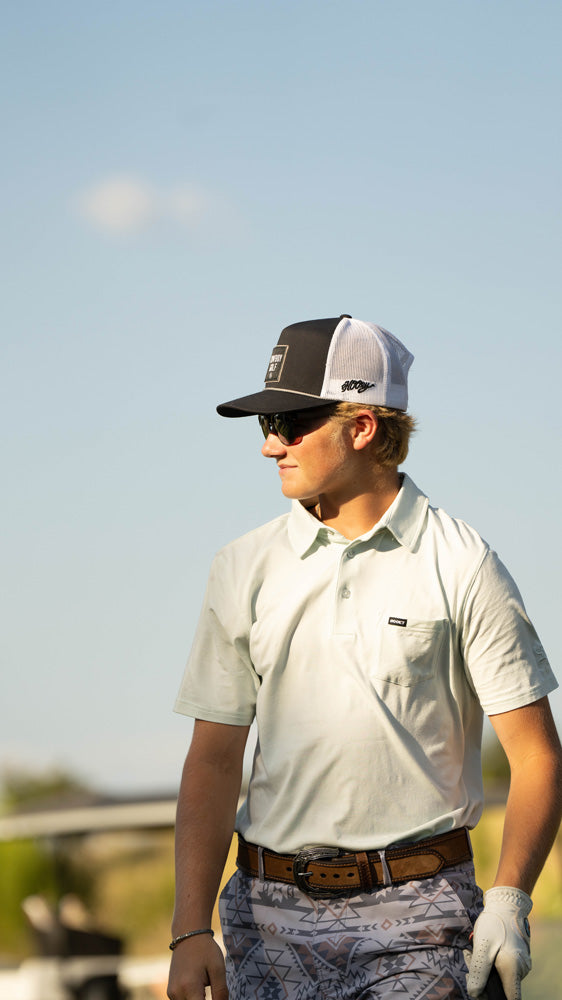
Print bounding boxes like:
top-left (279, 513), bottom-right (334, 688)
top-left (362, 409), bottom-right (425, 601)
top-left (466, 886), bottom-right (532, 1000)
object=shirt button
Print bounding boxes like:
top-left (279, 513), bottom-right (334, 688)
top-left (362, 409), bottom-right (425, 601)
top-left (346, 550), bottom-right (355, 560)
top-left (341, 587), bottom-right (351, 599)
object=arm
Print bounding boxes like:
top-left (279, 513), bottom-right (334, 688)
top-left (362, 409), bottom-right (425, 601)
top-left (489, 695), bottom-right (562, 893)
top-left (467, 696), bottom-right (562, 999)
top-left (167, 719), bottom-right (250, 1000)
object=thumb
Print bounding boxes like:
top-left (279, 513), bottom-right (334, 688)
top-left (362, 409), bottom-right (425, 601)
top-left (495, 951), bottom-right (522, 1000)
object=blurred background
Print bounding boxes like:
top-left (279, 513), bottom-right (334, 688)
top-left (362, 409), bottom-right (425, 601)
top-left (1, 1), bottom-right (561, 997)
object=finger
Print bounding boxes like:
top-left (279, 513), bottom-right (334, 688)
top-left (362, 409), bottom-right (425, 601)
top-left (466, 951), bottom-right (492, 997)
top-left (208, 968), bottom-right (229, 1000)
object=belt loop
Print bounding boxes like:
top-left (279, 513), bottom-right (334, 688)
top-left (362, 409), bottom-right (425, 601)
top-left (377, 849), bottom-right (392, 887)
top-left (356, 851), bottom-right (374, 891)
top-left (257, 845), bottom-right (265, 881)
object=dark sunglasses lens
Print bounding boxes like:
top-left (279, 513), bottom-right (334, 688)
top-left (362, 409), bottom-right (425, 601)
top-left (274, 415), bottom-right (295, 445)
top-left (258, 413), bottom-right (299, 444)
top-left (258, 415), bottom-right (270, 439)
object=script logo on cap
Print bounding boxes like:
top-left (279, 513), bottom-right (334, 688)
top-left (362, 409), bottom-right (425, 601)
top-left (340, 379), bottom-right (376, 394)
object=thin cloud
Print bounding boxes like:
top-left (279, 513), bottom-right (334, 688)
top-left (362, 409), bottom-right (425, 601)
top-left (74, 175), bottom-right (210, 235)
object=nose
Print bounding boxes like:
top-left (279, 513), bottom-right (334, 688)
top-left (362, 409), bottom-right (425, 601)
top-left (261, 432), bottom-right (287, 458)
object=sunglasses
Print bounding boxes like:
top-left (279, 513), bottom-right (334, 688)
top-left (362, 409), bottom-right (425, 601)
top-left (258, 408), bottom-right (334, 446)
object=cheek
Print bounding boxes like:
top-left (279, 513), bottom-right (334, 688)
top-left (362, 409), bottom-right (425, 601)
top-left (323, 424), bottom-right (350, 466)
top-left (306, 428), bottom-right (350, 481)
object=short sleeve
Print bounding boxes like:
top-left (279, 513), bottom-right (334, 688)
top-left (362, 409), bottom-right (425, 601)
top-left (460, 549), bottom-right (557, 714)
top-left (174, 549), bottom-right (260, 725)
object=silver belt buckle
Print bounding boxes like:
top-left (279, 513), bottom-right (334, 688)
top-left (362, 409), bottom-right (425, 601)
top-left (292, 846), bottom-right (347, 898)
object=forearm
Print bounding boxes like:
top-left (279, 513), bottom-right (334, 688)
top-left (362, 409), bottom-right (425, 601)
top-left (172, 722), bottom-right (248, 934)
top-left (493, 748), bottom-right (562, 894)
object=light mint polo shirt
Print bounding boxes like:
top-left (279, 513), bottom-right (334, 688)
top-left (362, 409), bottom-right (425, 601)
top-left (175, 475), bottom-right (557, 853)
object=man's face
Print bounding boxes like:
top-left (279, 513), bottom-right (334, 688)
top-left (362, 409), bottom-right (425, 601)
top-left (260, 407), bottom-right (354, 502)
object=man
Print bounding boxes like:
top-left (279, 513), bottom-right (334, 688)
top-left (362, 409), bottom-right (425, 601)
top-left (168, 315), bottom-right (562, 1000)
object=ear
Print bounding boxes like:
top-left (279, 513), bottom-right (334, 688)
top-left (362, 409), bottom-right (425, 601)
top-left (351, 410), bottom-right (378, 451)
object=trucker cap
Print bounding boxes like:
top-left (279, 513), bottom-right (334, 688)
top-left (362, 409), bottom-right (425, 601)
top-left (217, 315), bottom-right (414, 416)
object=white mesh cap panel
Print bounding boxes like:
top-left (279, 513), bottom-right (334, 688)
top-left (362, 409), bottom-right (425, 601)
top-left (320, 317), bottom-right (414, 409)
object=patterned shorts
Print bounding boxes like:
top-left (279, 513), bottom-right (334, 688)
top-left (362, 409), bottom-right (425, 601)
top-left (219, 861), bottom-right (483, 1000)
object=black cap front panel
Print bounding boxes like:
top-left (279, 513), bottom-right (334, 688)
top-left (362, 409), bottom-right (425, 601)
top-left (217, 316), bottom-right (345, 416)
top-left (264, 317), bottom-right (341, 395)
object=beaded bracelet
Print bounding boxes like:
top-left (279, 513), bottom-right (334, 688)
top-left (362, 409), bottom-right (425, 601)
top-left (169, 928), bottom-right (214, 951)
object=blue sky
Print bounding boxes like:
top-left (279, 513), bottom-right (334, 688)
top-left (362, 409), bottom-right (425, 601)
top-left (2, 0), bottom-right (561, 793)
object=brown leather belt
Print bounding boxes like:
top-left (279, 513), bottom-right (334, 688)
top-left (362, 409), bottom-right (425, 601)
top-left (237, 828), bottom-right (472, 899)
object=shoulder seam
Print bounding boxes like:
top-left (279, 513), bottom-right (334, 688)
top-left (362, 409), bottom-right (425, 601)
top-left (459, 545), bottom-right (492, 622)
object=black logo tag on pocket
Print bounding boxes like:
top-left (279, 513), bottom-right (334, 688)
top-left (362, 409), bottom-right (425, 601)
top-left (388, 616), bottom-right (407, 627)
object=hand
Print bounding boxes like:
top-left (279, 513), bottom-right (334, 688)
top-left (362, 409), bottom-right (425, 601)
top-left (167, 933), bottom-right (228, 1000)
top-left (466, 886), bottom-right (532, 1000)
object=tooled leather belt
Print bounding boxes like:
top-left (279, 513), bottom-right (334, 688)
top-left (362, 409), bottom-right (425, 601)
top-left (236, 828), bottom-right (472, 899)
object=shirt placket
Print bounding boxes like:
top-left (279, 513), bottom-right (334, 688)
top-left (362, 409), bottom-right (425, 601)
top-left (333, 542), bottom-right (359, 635)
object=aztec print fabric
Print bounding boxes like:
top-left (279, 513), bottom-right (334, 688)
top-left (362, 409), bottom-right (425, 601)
top-left (219, 862), bottom-right (483, 999)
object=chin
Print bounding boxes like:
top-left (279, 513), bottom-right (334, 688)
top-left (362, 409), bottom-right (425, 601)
top-left (281, 484), bottom-right (311, 501)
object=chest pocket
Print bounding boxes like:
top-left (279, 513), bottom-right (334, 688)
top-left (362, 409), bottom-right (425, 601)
top-left (373, 618), bottom-right (447, 686)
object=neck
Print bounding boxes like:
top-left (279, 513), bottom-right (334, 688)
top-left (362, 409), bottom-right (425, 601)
top-left (314, 467), bottom-right (402, 540)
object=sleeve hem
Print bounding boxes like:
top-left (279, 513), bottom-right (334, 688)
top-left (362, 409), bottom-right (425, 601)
top-left (173, 699), bottom-right (255, 725)
top-left (482, 678), bottom-right (559, 717)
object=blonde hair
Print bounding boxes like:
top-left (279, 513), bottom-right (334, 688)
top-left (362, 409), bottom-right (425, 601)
top-left (331, 403), bottom-right (416, 467)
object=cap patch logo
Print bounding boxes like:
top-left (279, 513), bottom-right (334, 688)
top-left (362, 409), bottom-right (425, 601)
top-left (265, 344), bottom-right (288, 384)
top-left (341, 379), bottom-right (376, 393)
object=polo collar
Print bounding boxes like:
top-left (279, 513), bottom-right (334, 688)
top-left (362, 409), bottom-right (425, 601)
top-left (376, 473), bottom-right (429, 551)
top-left (287, 473), bottom-right (429, 557)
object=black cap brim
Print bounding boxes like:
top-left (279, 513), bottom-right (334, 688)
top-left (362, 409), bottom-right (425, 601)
top-left (217, 389), bottom-right (330, 417)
